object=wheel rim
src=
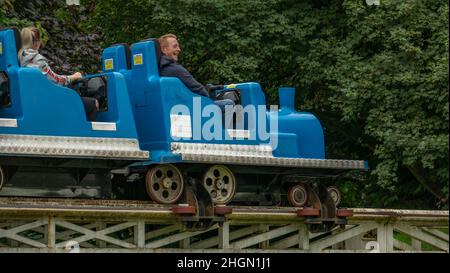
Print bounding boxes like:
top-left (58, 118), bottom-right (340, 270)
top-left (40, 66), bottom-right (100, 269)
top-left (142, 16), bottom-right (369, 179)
top-left (145, 164), bottom-right (184, 204)
top-left (0, 166), bottom-right (4, 192)
top-left (287, 184), bottom-right (308, 207)
top-left (202, 165), bottom-right (236, 205)
top-left (327, 186), bottom-right (341, 206)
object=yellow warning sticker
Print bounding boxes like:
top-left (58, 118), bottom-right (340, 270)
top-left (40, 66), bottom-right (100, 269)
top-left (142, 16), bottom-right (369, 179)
top-left (133, 54), bottom-right (143, 65)
top-left (0, 42), bottom-right (3, 55)
top-left (226, 84), bottom-right (236, 89)
top-left (104, 58), bottom-right (114, 70)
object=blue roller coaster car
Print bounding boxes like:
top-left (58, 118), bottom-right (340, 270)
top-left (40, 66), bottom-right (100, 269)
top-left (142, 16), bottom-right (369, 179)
top-left (0, 27), bottom-right (368, 231)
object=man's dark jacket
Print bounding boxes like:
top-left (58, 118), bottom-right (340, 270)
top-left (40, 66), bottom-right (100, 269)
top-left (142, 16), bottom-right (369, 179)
top-left (159, 55), bottom-right (209, 97)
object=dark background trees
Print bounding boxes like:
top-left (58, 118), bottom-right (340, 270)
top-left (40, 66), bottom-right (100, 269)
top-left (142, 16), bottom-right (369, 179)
top-left (1, 0), bottom-right (448, 209)
top-left (1, 0), bottom-right (102, 73)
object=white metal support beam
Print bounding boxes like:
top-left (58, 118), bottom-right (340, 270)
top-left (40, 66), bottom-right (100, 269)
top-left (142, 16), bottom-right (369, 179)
top-left (377, 223), bottom-right (394, 253)
top-left (0, 203), bottom-right (448, 253)
top-left (230, 224), bottom-right (300, 249)
top-left (394, 223), bottom-right (449, 252)
top-left (145, 224), bottom-right (218, 249)
top-left (310, 223), bottom-right (376, 251)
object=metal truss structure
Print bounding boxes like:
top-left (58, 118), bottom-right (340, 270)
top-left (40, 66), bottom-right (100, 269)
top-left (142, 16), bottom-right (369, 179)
top-left (0, 198), bottom-right (448, 253)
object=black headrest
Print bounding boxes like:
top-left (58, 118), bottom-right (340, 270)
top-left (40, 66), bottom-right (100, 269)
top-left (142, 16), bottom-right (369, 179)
top-left (140, 38), bottom-right (161, 70)
top-left (0, 27), bottom-right (21, 54)
top-left (109, 43), bottom-right (131, 70)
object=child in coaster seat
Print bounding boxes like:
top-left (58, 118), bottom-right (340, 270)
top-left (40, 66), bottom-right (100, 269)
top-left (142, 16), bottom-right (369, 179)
top-left (18, 26), bottom-right (98, 121)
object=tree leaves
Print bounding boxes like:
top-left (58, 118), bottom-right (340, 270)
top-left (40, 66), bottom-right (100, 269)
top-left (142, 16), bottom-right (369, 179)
top-left (2, 0), bottom-right (447, 208)
top-left (86, 0), bottom-right (448, 208)
top-left (2, 0), bottom-right (103, 74)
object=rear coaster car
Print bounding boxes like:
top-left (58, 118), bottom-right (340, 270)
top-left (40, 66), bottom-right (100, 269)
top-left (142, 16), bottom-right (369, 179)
top-left (0, 27), bottom-right (148, 198)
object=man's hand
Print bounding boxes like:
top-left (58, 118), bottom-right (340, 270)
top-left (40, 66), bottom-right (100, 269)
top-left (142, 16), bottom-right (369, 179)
top-left (205, 84), bottom-right (224, 92)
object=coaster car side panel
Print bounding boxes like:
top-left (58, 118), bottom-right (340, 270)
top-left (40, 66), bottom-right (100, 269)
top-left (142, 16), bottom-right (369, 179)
top-left (0, 28), bottom-right (148, 161)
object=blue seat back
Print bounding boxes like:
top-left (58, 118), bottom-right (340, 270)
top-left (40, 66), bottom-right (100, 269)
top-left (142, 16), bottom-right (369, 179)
top-left (0, 27), bottom-right (20, 70)
top-left (127, 40), bottom-right (166, 152)
top-left (0, 28), bottom-right (22, 118)
top-left (102, 43), bottom-right (131, 73)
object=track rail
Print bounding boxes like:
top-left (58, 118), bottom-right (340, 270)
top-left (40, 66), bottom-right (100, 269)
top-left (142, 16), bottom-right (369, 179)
top-left (0, 197), bottom-right (448, 253)
top-left (0, 197), bottom-right (447, 223)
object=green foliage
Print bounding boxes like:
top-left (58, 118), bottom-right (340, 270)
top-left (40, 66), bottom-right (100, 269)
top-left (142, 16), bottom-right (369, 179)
top-left (2, 0), bottom-right (448, 208)
top-left (2, 0), bottom-right (103, 74)
top-left (87, 0), bottom-right (448, 208)
top-left (328, 0), bottom-right (449, 208)
top-left (0, 2), bottom-right (32, 28)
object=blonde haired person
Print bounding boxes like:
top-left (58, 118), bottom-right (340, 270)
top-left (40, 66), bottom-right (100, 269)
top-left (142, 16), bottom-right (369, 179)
top-left (18, 26), bottom-right (98, 121)
top-left (19, 27), bottom-right (81, 85)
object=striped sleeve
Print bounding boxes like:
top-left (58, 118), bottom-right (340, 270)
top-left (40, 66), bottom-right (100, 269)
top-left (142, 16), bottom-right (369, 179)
top-left (41, 64), bottom-right (70, 86)
top-left (33, 55), bottom-right (70, 86)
